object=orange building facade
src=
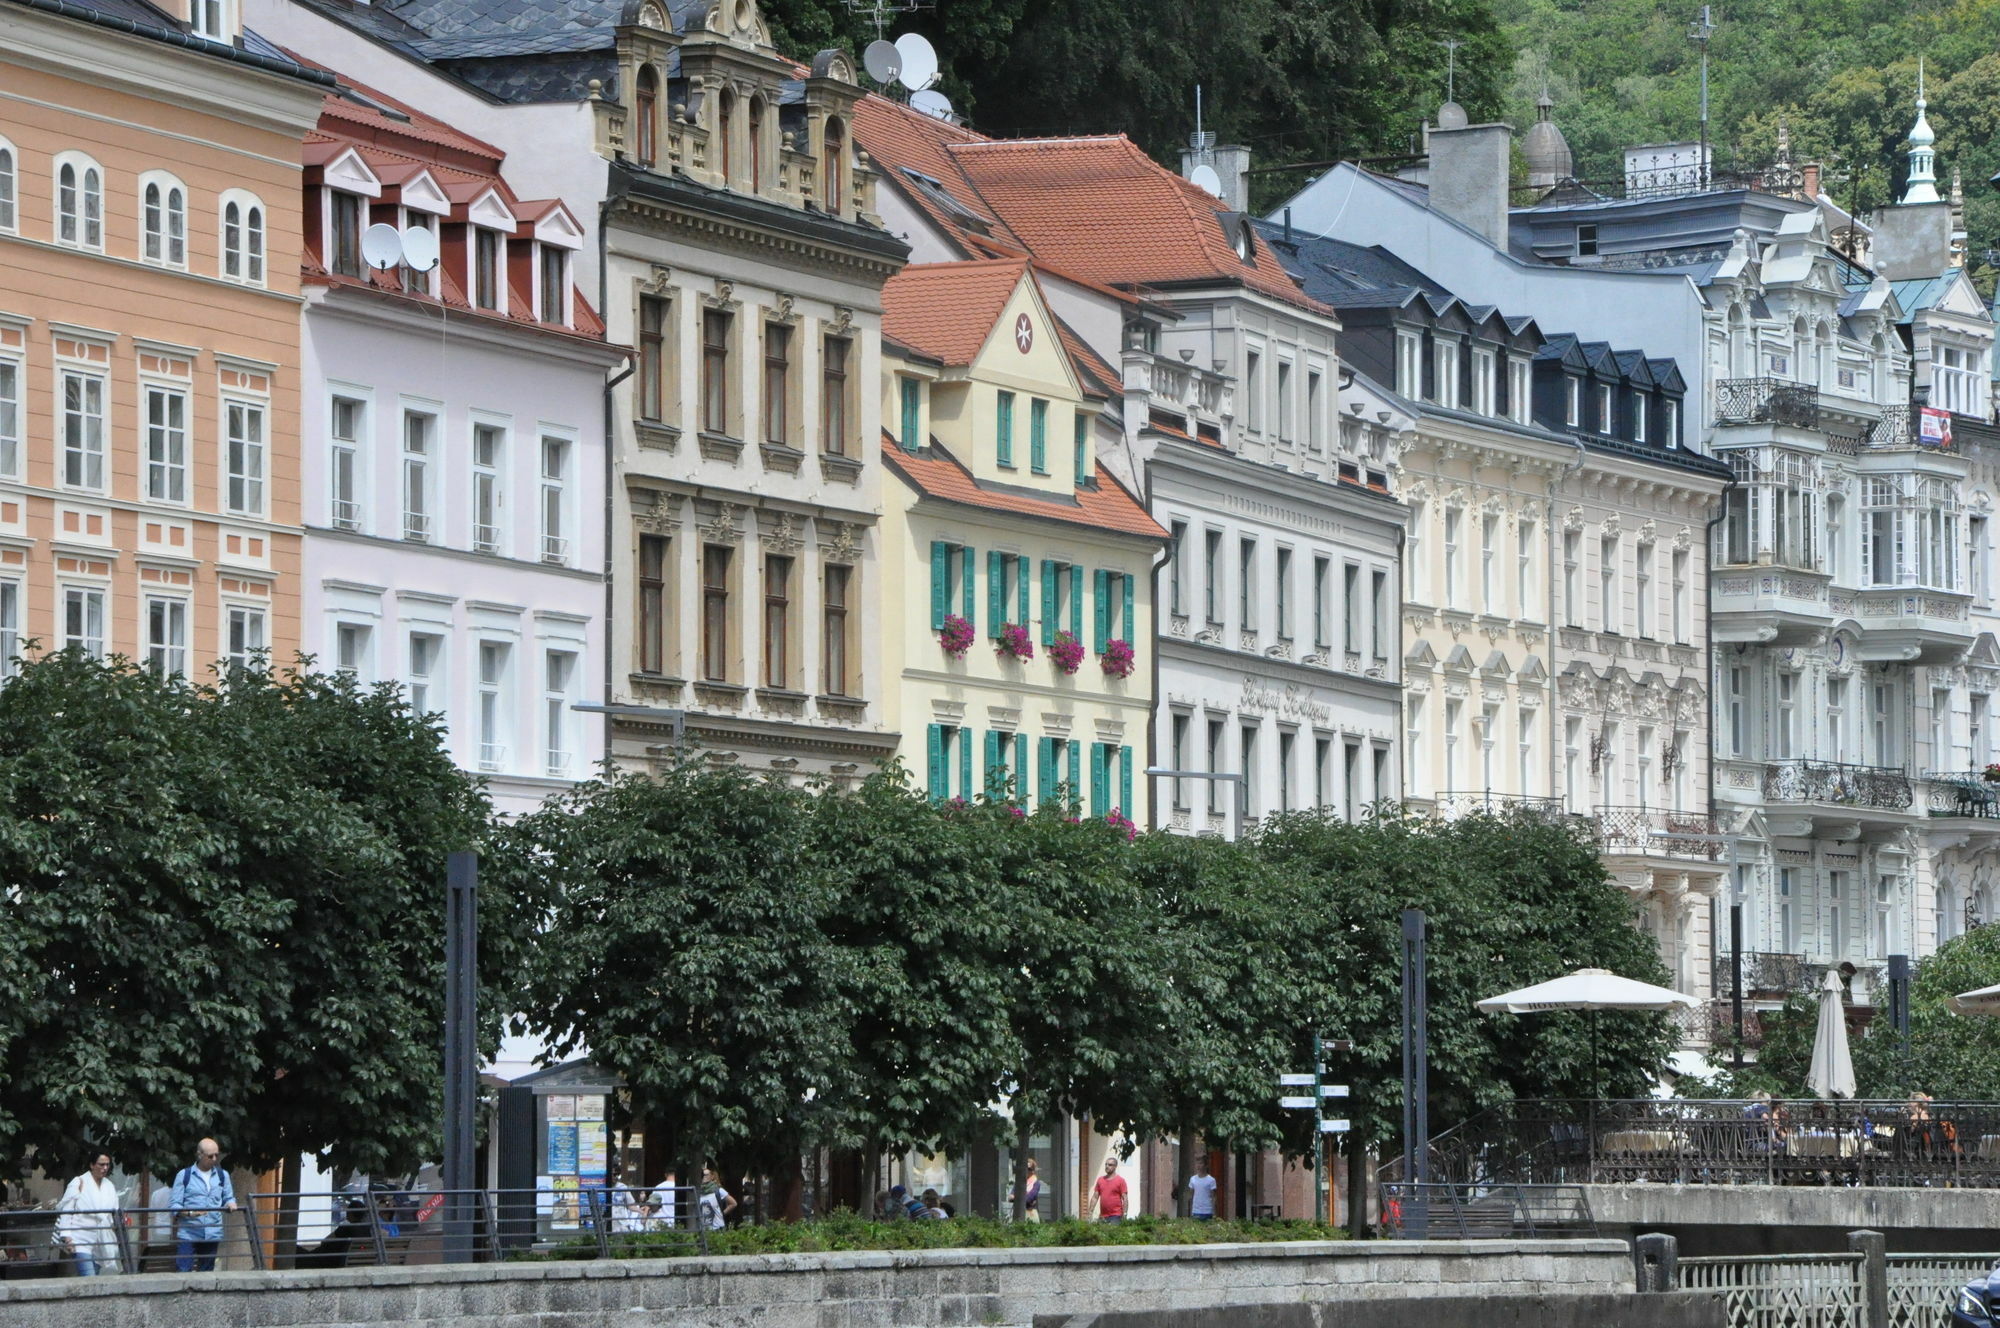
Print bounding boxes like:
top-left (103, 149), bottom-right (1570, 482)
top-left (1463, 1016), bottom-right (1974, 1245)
top-left (0, 0), bottom-right (328, 674)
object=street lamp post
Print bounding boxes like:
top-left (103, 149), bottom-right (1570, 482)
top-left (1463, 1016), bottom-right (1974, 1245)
top-left (1143, 766), bottom-right (1249, 839)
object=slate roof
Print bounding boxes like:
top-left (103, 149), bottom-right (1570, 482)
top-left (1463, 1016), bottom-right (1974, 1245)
top-left (7, 0), bottom-right (334, 83)
top-left (884, 437), bottom-right (1169, 541)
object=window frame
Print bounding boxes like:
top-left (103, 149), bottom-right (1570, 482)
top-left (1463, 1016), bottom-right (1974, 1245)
top-left (139, 172), bottom-right (189, 269)
top-left (224, 397), bottom-right (267, 518)
top-left (143, 381), bottom-right (191, 504)
top-left (220, 190), bottom-right (267, 286)
top-left (54, 152), bottom-right (104, 251)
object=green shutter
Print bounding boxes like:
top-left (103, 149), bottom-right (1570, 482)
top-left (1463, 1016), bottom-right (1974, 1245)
top-left (1093, 569), bottom-right (1110, 653)
top-left (988, 550), bottom-right (1005, 635)
top-left (1038, 736), bottom-right (1055, 806)
top-left (1119, 745), bottom-right (1133, 816)
top-left (960, 730), bottom-right (975, 802)
top-left (1016, 558), bottom-right (1031, 627)
top-left (901, 378), bottom-right (920, 451)
top-left (926, 723), bottom-right (945, 801)
top-left (930, 541), bottom-right (948, 630)
top-left (996, 391), bottom-right (1014, 467)
top-left (1030, 398), bottom-right (1048, 474)
top-left (1014, 733), bottom-right (1028, 800)
top-left (1067, 739), bottom-right (1081, 799)
top-left (1122, 573), bottom-right (1135, 645)
top-left (1069, 565), bottom-right (1084, 638)
top-left (1040, 560), bottom-right (1057, 645)
top-left (961, 546), bottom-right (977, 624)
top-left (1074, 413), bottom-right (1089, 485)
top-left (1090, 743), bottom-right (1109, 817)
top-left (984, 730), bottom-right (1002, 796)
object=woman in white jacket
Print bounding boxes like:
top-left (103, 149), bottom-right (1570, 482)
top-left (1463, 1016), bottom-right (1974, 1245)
top-left (54, 1153), bottom-right (121, 1276)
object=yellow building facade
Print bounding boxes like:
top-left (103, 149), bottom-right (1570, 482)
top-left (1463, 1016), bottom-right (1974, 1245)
top-left (878, 260), bottom-right (1165, 816)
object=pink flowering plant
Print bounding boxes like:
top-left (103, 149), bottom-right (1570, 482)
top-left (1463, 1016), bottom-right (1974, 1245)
top-left (997, 622), bottom-right (1036, 662)
top-left (1984, 762), bottom-right (2000, 785)
top-left (1104, 808), bottom-right (1137, 841)
top-left (938, 613), bottom-right (975, 659)
top-left (1100, 638), bottom-right (1136, 679)
top-left (1049, 630), bottom-right (1086, 675)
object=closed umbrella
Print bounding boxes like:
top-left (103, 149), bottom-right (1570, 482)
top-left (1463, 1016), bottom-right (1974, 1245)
top-left (1476, 968), bottom-right (1698, 1098)
top-left (1948, 982), bottom-right (2000, 1017)
top-left (1806, 968), bottom-right (1856, 1099)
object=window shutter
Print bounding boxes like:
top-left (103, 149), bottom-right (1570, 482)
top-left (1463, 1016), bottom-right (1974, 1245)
top-left (1122, 574), bottom-right (1135, 645)
top-left (1040, 560), bottom-right (1057, 645)
top-left (1031, 399), bottom-right (1047, 473)
top-left (1093, 569), bottom-right (1110, 653)
top-left (1119, 746), bottom-right (1133, 816)
top-left (997, 393), bottom-right (1013, 466)
top-left (927, 723), bottom-right (945, 801)
top-left (1067, 739), bottom-right (1081, 797)
top-left (984, 730), bottom-right (1002, 795)
top-left (1038, 736), bottom-right (1055, 805)
top-left (959, 731), bottom-right (974, 802)
top-left (930, 542), bottom-right (948, 630)
top-left (1017, 559), bottom-right (1031, 627)
top-left (961, 546), bottom-right (977, 624)
top-left (1014, 733), bottom-right (1029, 798)
top-left (988, 550), bottom-right (1005, 635)
top-left (1069, 564), bottom-right (1084, 638)
top-left (1090, 742), bottom-right (1108, 817)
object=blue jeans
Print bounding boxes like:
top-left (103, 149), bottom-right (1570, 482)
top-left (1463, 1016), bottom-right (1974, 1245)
top-left (176, 1238), bottom-right (219, 1272)
top-left (69, 1248), bottom-right (100, 1276)
top-left (1191, 1212), bottom-right (1214, 1221)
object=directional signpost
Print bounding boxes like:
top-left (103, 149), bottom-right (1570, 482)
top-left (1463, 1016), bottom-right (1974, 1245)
top-left (1277, 1035), bottom-right (1351, 1224)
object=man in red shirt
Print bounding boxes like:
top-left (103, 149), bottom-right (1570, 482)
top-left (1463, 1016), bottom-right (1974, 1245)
top-left (1087, 1154), bottom-right (1128, 1223)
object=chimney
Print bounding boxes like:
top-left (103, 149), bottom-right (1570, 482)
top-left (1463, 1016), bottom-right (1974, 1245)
top-left (1212, 144), bottom-right (1251, 213)
top-left (1801, 163), bottom-right (1820, 200)
top-left (1426, 115), bottom-right (1514, 248)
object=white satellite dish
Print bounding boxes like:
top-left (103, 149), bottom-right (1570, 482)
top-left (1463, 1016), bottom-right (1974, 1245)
top-left (360, 222), bottom-right (404, 271)
top-left (894, 31), bottom-right (937, 91)
top-left (399, 224), bottom-right (439, 272)
top-left (1189, 164), bottom-right (1224, 198)
top-left (863, 38), bottom-right (901, 85)
top-left (911, 88), bottom-right (953, 120)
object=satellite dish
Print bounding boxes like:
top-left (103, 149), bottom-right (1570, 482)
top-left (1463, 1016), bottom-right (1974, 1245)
top-left (399, 224), bottom-right (439, 272)
top-left (361, 222), bottom-right (404, 271)
top-left (894, 31), bottom-right (937, 91)
top-left (910, 89), bottom-right (953, 121)
top-left (863, 39), bottom-right (901, 85)
top-left (1189, 164), bottom-right (1223, 198)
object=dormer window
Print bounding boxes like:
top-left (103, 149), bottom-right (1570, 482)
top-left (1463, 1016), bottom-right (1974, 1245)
top-left (474, 228), bottom-right (501, 310)
top-left (402, 211), bottom-right (433, 294)
top-left (1632, 391), bottom-right (1648, 443)
top-left (190, 0), bottom-right (226, 41)
top-left (634, 66), bottom-right (659, 168)
top-left (329, 191), bottom-right (362, 277)
top-left (1575, 223), bottom-right (1598, 257)
top-left (822, 118), bottom-right (845, 213)
top-left (717, 90), bottom-right (736, 185)
top-left (538, 245), bottom-right (569, 326)
top-left (1233, 218), bottom-right (1256, 264)
top-left (1597, 384), bottom-right (1614, 433)
top-left (747, 97), bottom-right (766, 192)
top-left (1564, 376), bottom-right (1581, 427)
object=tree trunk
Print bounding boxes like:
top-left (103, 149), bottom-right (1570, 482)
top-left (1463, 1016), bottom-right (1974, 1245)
top-left (1011, 1120), bottom-right (1031, 1221)
top-left (1175, 1118), bottom-right (1195, 1218)
top-left (276, 1149), bottom-right (302, 1270)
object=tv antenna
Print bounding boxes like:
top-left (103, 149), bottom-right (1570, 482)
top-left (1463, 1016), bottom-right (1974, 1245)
top-left (1438, 38), bottom-right (1463, 105)
top-left (843, 0), bottom-right (929, 42)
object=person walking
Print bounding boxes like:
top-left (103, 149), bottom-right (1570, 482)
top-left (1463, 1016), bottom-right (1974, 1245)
top-left (1186, 1154), bottom-right (1217, 1222)
top-left (1019, 1158), bottom-right (1042, 1223)
top-left (697, 1166), bottom-right (736, 1232)
top-left (1086, 1155), bottom-right (1127, 1224)
top-left (54, 1152), bottom-right (121, 1275)
top-left (170, 1139), bottom-right (237, 1272)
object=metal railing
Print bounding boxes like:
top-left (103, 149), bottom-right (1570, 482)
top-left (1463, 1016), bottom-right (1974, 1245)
top-left (1887, 1254), bottom-right (1997, 1328)
top-left (331, 499), bottom-right (361, 532)
top-left (479, 742), bottom-right (506, 772)
top-left (541, 535), bottom-right (570, 564)
top-left (1430, 791), bottom-right (1572, 821)
top-left (1716, 378), bottom-right (1821, 430)
top-left (1376, 1181), bottom-right (1596, 1240)
top-left (1413, 1099), bottom-right (2000, 1190)
top-left (1764, 760), bottom-right (1913, 811)
top-left (1679, 1253), bottom-right (1866, 1327)
top-left (1594, 805), bottom-right (1725, 860)
top-left (1926, 771), bottom-right (2000, 820)
top-left (473, 522), bottom-right (501, 554)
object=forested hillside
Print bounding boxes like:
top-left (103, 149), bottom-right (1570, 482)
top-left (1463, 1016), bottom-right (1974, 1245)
top-left (1501, 0), bottom-right (2000, 283)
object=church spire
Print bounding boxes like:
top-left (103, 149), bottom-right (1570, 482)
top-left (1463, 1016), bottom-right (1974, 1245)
top-left (1904, 58), bottom-right (1940, 205)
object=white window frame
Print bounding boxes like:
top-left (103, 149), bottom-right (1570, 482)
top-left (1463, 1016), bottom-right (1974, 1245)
top-left (406, 630), bottom-right (444, 720)
top-left (0, 350), bottom-right (21, 480)
top-left (223, 397), bottom-right (267, 517)
top-left (0, 136), bottom-right (16, 234)
top-left (540, 432), bottom-right (572, 565)
top-left (59, 365), bottom-right (108, 492)
top-left (1396, 332), bottom-right (1422, 398)
top-left (0, 578), bottom-right (18, 679)
top-left (138, 171), bottom-right (188, 269)
top-left (1564, 376), bottom-right (1581, 428)
top-left (543, 647), bottom-right (577, 776)
top-left (478, 639), bottom-right (511, 771)
top-left (225, 604), bottom-right (266, 673)
top-left (60, 583), bottom-right (107, 658)
top-left (1509, 357), bottom-right (1531, 425)
top-left (143, 381), bottom-right (190, 504)
top-left (53, 151), bottom-right (103, 251)
top-left (189, 0), bottom-right (228, 42)
top-left (402, 405), bottom-right (439, 543)
top-left (1632, 391), bottom-right (1647, 443)
top-left (1472, 348), bottom-right (1496, 416)
top-left (472, 419), bottom-right (506, 554)
top-left (219, 189), bottom-right (268, 287)
top-left (329, 392), bottom-right (368, 531)
top-left (1433, 340), bottom-right (1459, 409)
top-left (145, 595), bottom-right (190, 678)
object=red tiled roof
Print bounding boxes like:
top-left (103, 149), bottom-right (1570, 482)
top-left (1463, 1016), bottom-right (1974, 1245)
top-left (850, 95), bottom-right (1027, 260)
top-left (884, 433), bottom-right (1169, 540)
top-left (880, 259), bottom-right (1030, 366)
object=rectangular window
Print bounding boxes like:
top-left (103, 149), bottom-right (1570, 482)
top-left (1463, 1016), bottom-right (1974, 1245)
top-left (1371, 570), bottom-right (1389, 660)
top-left (1827, 676), bottom-right (1848, 761)
top-left (475, 229), bottom-right (500, 310)
top-left (1829, 871), bottom-right (1847, 959)
top-left (638, 296), bottom-right (668, 423)
top-left (1518, 708), bottom-right (1538, 796)
top-left (145, 386), bottom-right (188, 503)
top-left (1632, 391), bottom-right (1648, 443)
top-left (1343, 562), bottom-right (1362, 654)
top-left (335, 621), bottom-right (371, 678)
top-left (1509, 358), bottom-right (1531, 425)
top-left (1026, 397), bottom-right (1049, 474)
top-left (1562, 529), bottom-right (1581, 625)
top-left (1170, 521), bottom-right (1188, 617)
top-left (1727, 665), bottom-right (1748, 756)
top-left (1563, 715), bottom-right (1582, 809)
top-left (0, 359), bottom-right (16, 478)
top-left (144, 596), bottom-right (187, 677)
top-left (1171, 713), bottom-right (1192, 810)
top-left (1204, 530), bottom-right (1222, 624)
top-left (996, 390), bottom-right (1015, 467)
top-left (544, 650), bottom-right (575, 777)
top-left (1565, 377), bottom-right (1581, 428)
top-left (0, 580), bottom-right (16, 679)
top-left (402, 410), bottom-right (433, 542)
top-left (190, 0), bottom-right (223, 41)
top-left (762, 322), bottom-right (791, 446)
top-left (1396, 332), bottom-right (1422, 398)
top-left (637, 533), bottom-right (670, 675)
top-left (407, 632), bottom-right (441, 718)
top-left (1433, 341), bottom-right (1459, 409)
top-left (822, 562), bottom-right (851, 696)
top-left (1665, 399), bottom-right (1679, 444)
top-left (1312, 556), bottom-right (1330, 648)
top-left (540, 436), bottom-right (569, 564)
top-left (538, 246), bottom-right (568, 325)
top-left (1636, 542), bottom-right (1654, 638)
top-left (226, 606), bottom-right (264, 673)
top-left (1972, 691), bottom-right (1990, 766)
top-left (1516, 521), bottom-right (1536, 619)
top-left (1480, 512), bottom-right (1498, 605)
top-left (899, 376), bottom-right (921, 450)
top-left (821, 335), bottom-right (850, 456)
top-left (331, 396), bottom-right (364, 530)
top-left (1597, 383), bottom-right (1614, 432)
top-left (1245, 349), bottom-right (1262, 431)
top-left (1275, 547), bottom-right (1293, 638)
top-left (1873, 681), bottom-right (1896, 765)
top-left (1443, 507), bottom-right (1462, 609)
top-left (702, 544), bottom-right (732, 682)
top-left (763, 553), bottom-right (793, 689)
top-left (477, 641), bottom-right (508, 771)
top-left (1276, 360), bottom-right (1294, 441)
top-left (225, 400), bottom-right (265, 516)
top-left (1073, 411), bottom-right (1090, 485)
top-left (702, 309), bottom-right (732, 435)
top-left (1472, 349), bottom-right (1496, 416)
top-left (1599, 534), bottom-right (1618, 631)
top-left (1238, 537), bottom-right (1257, 630)
top-left (330, 192), bottom-right (362, 277)
top-left (1778, 868), bottom-right (1796, 952)
top-left (1671, 549), bottom-right (1689, 642)
top-left (1933, 688), bottom-right (1952, 769)
top-left (60, 370), bottom-right (106, 490)
top-left (1306, 369), bottom-right (1323, 450)
top-left (1240, 722), bottom-right (1260, 813)
top-left (1277, 729), bottom-right (1295, 809)
top-left (466, 424), bottom-right (502, 553)
top-left (1776, 672), bottom-right (1798, 758)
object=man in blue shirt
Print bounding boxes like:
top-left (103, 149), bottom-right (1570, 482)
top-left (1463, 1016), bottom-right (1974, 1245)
top-left (170, 1139), bottom-right (237, 1272)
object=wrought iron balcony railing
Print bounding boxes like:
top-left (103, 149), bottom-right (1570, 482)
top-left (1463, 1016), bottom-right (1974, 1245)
top-left (1594, 805), bottom-right (1725, 860)
top-left (1763, 759), bottom-right (1912, 811)
top-left (1927, 770), bottom-right (2000, 819)
top-left (1432, 791), bottom-right (1572, 821)
top-left (1714, 377), bottom-right (1820, 430)
top-left (1865, 404), bottom-right (1953, 454)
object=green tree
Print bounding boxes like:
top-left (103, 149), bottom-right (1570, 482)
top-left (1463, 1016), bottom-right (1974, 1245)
top-left (1853, 925), bottom-right (2000, 1100)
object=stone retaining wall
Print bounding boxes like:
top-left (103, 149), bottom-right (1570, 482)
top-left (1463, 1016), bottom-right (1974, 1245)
top-left (0, 1239), bottom-right (1637, 1328)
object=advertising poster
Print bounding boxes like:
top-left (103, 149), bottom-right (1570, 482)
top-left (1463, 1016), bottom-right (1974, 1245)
top-left (550, 1176), bottom-right (580, 1230)
top-left (577, 1121), bottom-right (609, 1182)
top-left (546, 1121), bottom-right (579, 1174)
top-left (547, 1094), bottom-right (578, 1122)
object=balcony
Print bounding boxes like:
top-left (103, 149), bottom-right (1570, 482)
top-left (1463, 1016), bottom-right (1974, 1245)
top-left (1123, 347), bottom-right (1230, 438)
top-left (1828, 586), bottom-right (1975, 663)
top-left (1926, 771), bottom-right (2000, 821)
top-left (1762, 759), bottom-right (1913, 833)
top-left (1709, 568), bottom-right (1831, 647)
top-left (1714, 378), bottom-right (1819, 431)
top-left (1863, 405), bottom-right (1954, 455)
top-left (1594, 805), bottom-right (1725, 862)
top-left (1719, 950), bottom-right (1815, 1001)
top-left (1431, 791), bottom-right (1572, 821)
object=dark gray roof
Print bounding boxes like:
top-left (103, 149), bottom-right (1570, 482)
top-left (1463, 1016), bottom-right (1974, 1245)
top-left (436, 49), bottom-right (614, 102)
top-left (5, 0), bottom-right (332, 83)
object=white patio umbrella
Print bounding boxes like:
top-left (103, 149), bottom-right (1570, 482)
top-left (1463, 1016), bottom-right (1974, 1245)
top-left (1806, 968), bottom-right (1856, 1100)
top-left (1947, 982), bottom-right (2000, 1017)
top-left (1476, 968), bottom-right (1698, 1099)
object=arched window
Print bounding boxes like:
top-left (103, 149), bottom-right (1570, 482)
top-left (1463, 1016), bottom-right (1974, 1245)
top-left (716, 90), bottom-right (735, 184)
top-left (0, 141), bottom-right (15, 232)
top-left (55, 154), bottom-right (103, 249)
top-left (634, 66), bottom-right (658, 168)
top-left (821, 117), bottom-right (844, 213)
top-left (221, 191), bottom-right (266, 286)
top-left (141, 175), bottom-right (187, 266)
top-left (746, 97), bottom-right (764, 191)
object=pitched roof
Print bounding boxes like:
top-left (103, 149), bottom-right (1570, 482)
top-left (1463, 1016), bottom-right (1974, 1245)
top-left (884, 436), bottom-right (1168, 541)
top-left (851, 94), bottom-right (1024, 260)
top-left (880, 260), bottom-right (1031, 366)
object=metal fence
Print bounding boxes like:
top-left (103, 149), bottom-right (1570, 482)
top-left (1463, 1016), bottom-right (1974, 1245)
top-left (1376, 1181), bottom-right (1596, 1240)
top-left (1716, 378), bottom-right (1822, 430)
top-left (1887, 1255), bottom-right (1993, 1328)
top-left (1674, 1249), bottom-right (1996, 1328)
top-left (1413, 1099), bottom-right (2000, 1189)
